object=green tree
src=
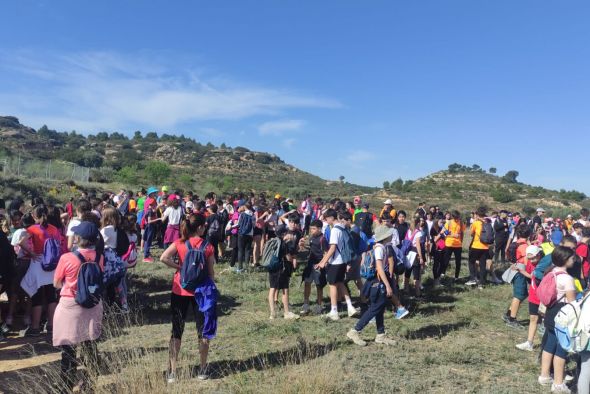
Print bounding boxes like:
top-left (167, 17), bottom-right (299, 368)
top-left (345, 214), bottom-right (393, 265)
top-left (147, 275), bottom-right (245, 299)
top-left (502, 170), bottom-right (519, 184)
top-left (133, 131), bottom-right (143, 140)
top-left (145, 132), bottom-right (158, 140)
top-left (391, 178), bottom-right (404, 191)
top-left (472, 164), bottom-right (481, 171)
top-left (220, 143), bottom-right (228, 149)
top-left (116, 166), bottom-right (139, 184)
top-left (489, 167), bottom-right (497, 174)
top-left (339, 175), bottom-right (345, 183)
top-left (491, 188), bottom-right (515, 203)
top-left (448, 163), bottom-right (462, 173)
top-left (383, 181), bottom-right (390, 190)
top-left (144, 161), bottom-right (171, 184)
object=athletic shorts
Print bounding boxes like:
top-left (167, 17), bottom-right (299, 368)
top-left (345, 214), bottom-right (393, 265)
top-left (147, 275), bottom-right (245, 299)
top-left (345, 258), bottom-right (361, 282)
top-left (303, 263), bottom-right (327, 287)
top-left (529, 302), bottom-right (540, 316)
top-left (253, 227), bottom-right (263, 237)
top-left (512, 273), bottom-right (528, 301)
top-left (171, 292), bottom-right (204, 340)
top-left (326, 264), bottom-right (346, 285)
top-left (542, 330), bottom-right (568, 359)
top-left (269, 269), bottom-right (291, 290)
top-left (488, 247), bottom-right (495, 260)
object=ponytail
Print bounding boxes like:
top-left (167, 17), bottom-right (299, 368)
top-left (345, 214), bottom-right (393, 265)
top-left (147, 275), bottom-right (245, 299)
top-left (180, 213), bottom-right (206, 241)
top-left (32, 204), bottom-right (48, 227)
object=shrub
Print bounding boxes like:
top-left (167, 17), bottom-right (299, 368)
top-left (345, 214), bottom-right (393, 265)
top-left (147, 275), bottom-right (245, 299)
top-left (491, 188), bottom-right (515, 203)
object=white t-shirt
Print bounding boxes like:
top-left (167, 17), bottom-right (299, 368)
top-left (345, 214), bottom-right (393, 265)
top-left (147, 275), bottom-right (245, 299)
top-left (555, 268), bottom-right (576, 302)
top-left (163, 206), bottom-right (183, 225)
top-left (412, 231), bottom-right (422, 248)
top-left (66, 218), bottom-right (81, 237)
top-left (329, 225), bottom-right (346, 265)
top-left (101, 225), bottom-right (117, 250)
top-left (373, 243), bottom-right (386, 261)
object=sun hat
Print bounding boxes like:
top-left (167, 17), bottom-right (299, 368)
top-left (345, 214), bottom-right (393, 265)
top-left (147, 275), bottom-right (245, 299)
top-left (526, 245), bottom-right (542, 257)
top-left (373, 226), bottom-right (394, 243)
top-left (71, 221), bottom-right (99, 240)
top-left (146, 186), bottom-right (158, 196)
top-left (383, 199), bottom-right (393, 205)
top-left (162, 186), bottom-right (169, 192)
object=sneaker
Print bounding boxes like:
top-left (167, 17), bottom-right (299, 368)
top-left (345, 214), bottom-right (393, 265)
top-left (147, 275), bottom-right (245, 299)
top-left (284, 312), bottom-right (300, 320)
top-left (501, 313), bottom-right (511, 324)
top-left (516, 341), bottom-right (533, 352)
top-left (395, 308), bottom-right (410, 320)
top-left (491, 277), bottom-right (503, 285)
top-left (312, 304), bottom-right (323, 315)
top-left (538, 376), bottom-right (553, 386)
top-left (477, 285), bottom-right (484, 290)
top-left (166, 371), bottom-right (176, 384)
top-left (465, 280), bottom-right (477, 286)
top-left (375, 333), bottom-right (396, 346)
top-left (325, 311), bottom-right (340, 321)
top-left (347, 307), bottom-right (360, 318)
top-left (269, 311), bottom-right (276, 320)
top-left (551, 383), bottom-right (571, 393)
top-left (300, 304), bottom-right (310, 316)
top-left (197, 366), bottom-right (209, 381)
top-left (0, 323), bottom-right (10, 334)
top-left (565, 374), bottom-right (574, 383)
top-left (143, 257), bottom-right (154, 263)
top-left (24, 327), bottom-right (41, 337)
top-left (506, 319), bottom-right (524, 330)
top-left (346, 329), bottom-right (367, 346)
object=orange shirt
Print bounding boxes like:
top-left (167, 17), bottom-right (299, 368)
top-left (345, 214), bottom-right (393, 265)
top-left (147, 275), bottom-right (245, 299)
top-left (172, 237), bottom-right (215, 297)
top-left (470, 220), bottom-right (489, 250)
top-left (128, 199), bottom-right (137, 212)
top-left (27, 224), bottom-right (62, 254)
top-left (444, 219), bottom-right (465, 248)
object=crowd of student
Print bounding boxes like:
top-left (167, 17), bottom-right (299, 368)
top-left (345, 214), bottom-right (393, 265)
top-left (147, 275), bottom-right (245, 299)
top-left (0, 188), bottom-right (590, 393)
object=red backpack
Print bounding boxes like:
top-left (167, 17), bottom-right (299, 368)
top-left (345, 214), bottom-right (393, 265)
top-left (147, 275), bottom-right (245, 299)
top-left (536, 270), bottom-right (566, 307)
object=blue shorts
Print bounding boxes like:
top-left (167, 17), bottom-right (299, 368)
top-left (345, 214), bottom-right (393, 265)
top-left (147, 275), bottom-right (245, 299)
top-left (512, 273), bottom-right (528, 301)
top-left (543, 330), bottom-right (568, 359)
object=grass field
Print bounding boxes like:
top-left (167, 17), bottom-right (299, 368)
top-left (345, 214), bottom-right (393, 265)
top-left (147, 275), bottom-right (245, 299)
top-left (0, 239), bottom-right (573, 394)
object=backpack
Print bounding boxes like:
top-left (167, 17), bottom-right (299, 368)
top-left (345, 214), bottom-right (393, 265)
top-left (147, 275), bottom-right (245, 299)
top-left (361, 244), bottom-right (386, 280)
top-left (260, 237), bottom-right (282, 272)
top-left (355, 212), bottom-right (373, 237)
top-left (37, 225), bottom-right (61, 272)
top-left (208, 215), bottom-right (221, 240)
top-left (554, 294), bottom-right (590, 354)
top-left (102, 247), bottom-right (126, 287)
top-left (121, 241), bottom-right (137, 268)
top-left (390, 243), bottom-right (407, 275)
top-left (349, 230), bottom-right (362, 260)
top-left (73, 251), bottom-right (103, 308)
top-left (219, 209), bottom-right (229, 229)
top-left (537, 270), bottom-right (567, 308)
top-left (507, 241), bottom-right (521, 263)
top-left (238, 213), bottom-right (254, 236)
top-left (334, 225), bottom-right (354, 264)
top-left (480, 221), bottom-right (495, 245)
top-left (118, 198), bottom-right (130, 216)
top-left (115, 228), bottom-right (130, 257)
top-left (180, 240), bottom-right (209, 291)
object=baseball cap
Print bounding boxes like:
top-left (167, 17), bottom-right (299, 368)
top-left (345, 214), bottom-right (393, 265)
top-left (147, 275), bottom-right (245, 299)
top-left (537, 208), bottom-right (546, 213)
top-left (71, 221), bottom-right (99, 240)
top-left (526, 245), bottom-right (542, 257)
top-left (167, 194), bottom-right (179, 202)
top-left (383, 199), bottom-right (393, 205)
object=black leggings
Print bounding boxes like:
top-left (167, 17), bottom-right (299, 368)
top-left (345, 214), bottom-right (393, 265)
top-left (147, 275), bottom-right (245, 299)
top-left (171, 293), bottom-right (204, 340)
top-left (468, 248), bottom-right (488, 284)
top-left (31, 284), bottom-right (57, 307)
top-left (60, 341), bottom-right (98, 390)
top-left (444, 247), bottom-right (463, 279)
top-left (432, 249), bottom-right (446, 279)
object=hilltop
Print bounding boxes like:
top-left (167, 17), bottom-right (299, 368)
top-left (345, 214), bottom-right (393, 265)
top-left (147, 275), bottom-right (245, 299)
top-left (0, 116), bottom-right (375, 200)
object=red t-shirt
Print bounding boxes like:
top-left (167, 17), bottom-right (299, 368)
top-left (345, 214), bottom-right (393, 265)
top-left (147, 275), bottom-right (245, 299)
top-left (27, 224), bottom-right (62, 254)
top-left (527, 260), bottom-right (540, 305)
top-left (577, 243), bottom-right (589, 278)
top-left (515, 240), bottom-right (528, 264)
top-left (54, 249), bottom-right (104, 298)
top-left (172, 237), bottom-right (214, 297)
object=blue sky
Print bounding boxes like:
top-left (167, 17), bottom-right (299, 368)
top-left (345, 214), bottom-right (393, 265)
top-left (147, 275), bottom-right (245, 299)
top-left (1, 1), bottom-right (589, 193)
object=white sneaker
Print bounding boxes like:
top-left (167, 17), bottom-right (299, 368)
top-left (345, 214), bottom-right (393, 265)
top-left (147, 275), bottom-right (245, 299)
top-left (325, 311), bottom-right (340, 321)
top-left (551, 383), bottom-right (571, 393)
top-left (465, 280), bottom-right (477, 286)
top-left (312, 304), bottom-right (323, 315)
top-left (284, 312), bottom-right (300, 320)
top-left (565, 374), bottom-right (574, 383)
top-left (166, 372), bottom-right (176, 384)
top-left (300, 304), bottom-right (310, 315)
top-left (375, 333), bottom-right (396, 346)
top-left (516, 341), bottom-right (533, 352)
top-left (538, 376), bottom-right (553, 386)
top-left (347, 307), bottom-right (360, 318)
top-left (347, 329), bottom-right (367, 346)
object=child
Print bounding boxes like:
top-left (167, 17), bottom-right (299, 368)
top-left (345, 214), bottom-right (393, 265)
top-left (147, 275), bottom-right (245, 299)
top-left (301, 220), bottom-right (328, 316)
top-left (502, 224), bottom-right (530, 328)
top-left (142, 198), bottom-right (161, 263)
top-left (8, 212), bottom-right (34, 328)
top-left (347, 226), bottom-right (397, 346)
top-left (577, 228), bottom-right (590, 288)
top-left (514, 245), bottom-right (543, 351)
top-left (268, 226), bottom-right (300, 320)
top-left (117, 213), bottom-right (139, 312)
top-left (0, 214), bottom-right (16, 338)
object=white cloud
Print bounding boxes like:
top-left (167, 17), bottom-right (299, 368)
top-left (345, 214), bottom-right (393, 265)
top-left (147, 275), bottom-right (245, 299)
top-left (0, 50), bottom-right (340, 133)
top-left (346, 150), bottom-right (376, 163)
top-left (258, 119), bottom-right (305, 136)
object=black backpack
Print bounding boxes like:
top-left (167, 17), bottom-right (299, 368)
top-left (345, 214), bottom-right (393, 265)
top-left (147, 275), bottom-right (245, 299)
top-left (480, 221), bottom-right (495, 245)
top-left (115, 228), bottom-right (130, 257)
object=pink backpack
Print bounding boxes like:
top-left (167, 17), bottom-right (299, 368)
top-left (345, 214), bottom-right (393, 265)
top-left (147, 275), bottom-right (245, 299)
top-left (537, 270), bottom-right (566, 307)
top-left (122, 242), bottom-right (138, 268)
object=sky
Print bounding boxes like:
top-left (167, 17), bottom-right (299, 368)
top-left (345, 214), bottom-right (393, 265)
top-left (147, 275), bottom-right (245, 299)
top-left (1, 1), bottom-right (589, 193)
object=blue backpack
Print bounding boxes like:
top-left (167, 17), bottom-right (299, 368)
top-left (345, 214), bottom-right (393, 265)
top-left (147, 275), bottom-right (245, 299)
top-left (334, 225), bottom-right (354, 264)
top-left (102, 247), bottom-right (126, 286)
top-left (73, 251), bottom-right (103, 308)
top-left (391, 243), bottom-right (408, 275)
top-left (38, 225), bottom-right (61, 271)
top-left (180, 240), bottom-right (209, 291)
top-left (361, 244), bottom-right (385, 280)
top-left (238, 213), bottom-right (254, 236)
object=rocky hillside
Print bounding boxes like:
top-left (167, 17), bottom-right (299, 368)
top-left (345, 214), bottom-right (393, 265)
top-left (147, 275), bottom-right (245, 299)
top-left (0, 116), bottom-right (375, 198)
top-left (366, 168), bottom-right (589, 217)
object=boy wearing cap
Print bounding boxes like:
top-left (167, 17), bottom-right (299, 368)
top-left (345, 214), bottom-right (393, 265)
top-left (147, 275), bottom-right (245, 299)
top-left (502, 226), bottom-right (531, 329)
top-left (514, 245), bottom-right (543, 351)
top-left (379, 200), bottom-right (396, 225)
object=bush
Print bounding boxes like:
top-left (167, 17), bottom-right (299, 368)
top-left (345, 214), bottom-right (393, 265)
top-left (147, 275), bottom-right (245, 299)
top-left (491, 188), bottom-right (515, 203)
top-left (144, 161), bottom-right (171, 184)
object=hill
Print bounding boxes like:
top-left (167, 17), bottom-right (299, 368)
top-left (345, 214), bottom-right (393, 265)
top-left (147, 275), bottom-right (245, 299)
top-left (0, 116), bottom-right (375, 200)
top-left (368, 164), bottom-right (589, 217)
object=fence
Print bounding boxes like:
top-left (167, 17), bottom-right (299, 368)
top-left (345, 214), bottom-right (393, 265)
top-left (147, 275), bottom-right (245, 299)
top-left (0, 156), bottom-right (90, 183)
